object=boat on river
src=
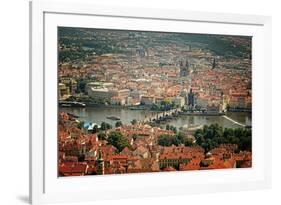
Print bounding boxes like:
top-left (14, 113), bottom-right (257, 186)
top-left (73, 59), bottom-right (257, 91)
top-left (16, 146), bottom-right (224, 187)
top-left (106, 116), bottom-right (120, 121)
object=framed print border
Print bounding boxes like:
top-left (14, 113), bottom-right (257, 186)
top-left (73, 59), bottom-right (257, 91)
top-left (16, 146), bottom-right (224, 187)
top-left (30, 0), bottom-right (272, 204)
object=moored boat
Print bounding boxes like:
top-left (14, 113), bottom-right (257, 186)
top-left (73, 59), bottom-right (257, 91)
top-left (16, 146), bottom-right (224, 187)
top-left (106, 116), bottom-right (120, 121)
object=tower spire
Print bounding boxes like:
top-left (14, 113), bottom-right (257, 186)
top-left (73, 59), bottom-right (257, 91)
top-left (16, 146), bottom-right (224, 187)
top-left (97, 145), bottom-right (104, 175)
top-left (212, 58), bottom-right (217, 69)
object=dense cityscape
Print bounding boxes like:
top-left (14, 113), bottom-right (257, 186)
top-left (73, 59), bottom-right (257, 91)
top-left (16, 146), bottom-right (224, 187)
top-left (58, 27), bottom-right (252, 176)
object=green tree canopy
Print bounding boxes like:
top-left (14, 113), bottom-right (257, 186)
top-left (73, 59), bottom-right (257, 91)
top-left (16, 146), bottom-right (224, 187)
top-left (194, 124), bottom-right (251, 153)
top-left (115, 121), bottom-right (123, 128)
top-left (158, 132), bottom-right (192, 147)
top-left (165, 124), bottom-right (177, 133)
top-left (77, 121), bottom-right (84, 129)
top-left (158, 134), bottom-right (174, 146)
top-left (107, 131), bottom-right (131, 152)
top-left (184, 138), bottom-right (193, 146)
top-left (97, 132), bottom-right (107, 140)
top-left (100, 122), bottom-right (112, 131)
top-left (131, 119), bottom-right (138, 125)
top-left (92, 125), bottom-right (99, 133)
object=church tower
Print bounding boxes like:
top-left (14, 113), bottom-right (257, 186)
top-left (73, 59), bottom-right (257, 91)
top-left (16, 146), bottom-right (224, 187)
top-left (180, 59), bottom-right (189, 77)
top-left (186, 59), bottom-right (189, 69)
top-left (188, 88), bottom-right (195, 109)
top-left (212, 58), bottom-right (217, 69)
top-left (97, 146), bottom-right (104, 175)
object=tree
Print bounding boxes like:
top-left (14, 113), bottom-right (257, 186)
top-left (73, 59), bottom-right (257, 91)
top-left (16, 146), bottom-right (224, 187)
top-left (184, 138), bottom-right (193, 146)
top-left (165, 124), bottom-right (177, 133)
top-left (171, 126), bottom-right (177, 133)
top-left (166, 124), bottom-right (170, 130)
top-left (132, 134), bottom-right (138, 140)
top-left (92, 125), bottom-right (99, 133)
top-left (97, 132), bottom-right (107, 140)
top-left (160, 98), bottom-right (173, 110)
top-left (173, 132), bottom-right (185, 145)
top-left (151, 103), bottom-right (160, 111)
top-left (228, 136), bottom-right (239, 145)
top-left (107, 131), bottom-right (131, 152)
top-left (100, 122), bottom-right (112, 130)
top-left (161, 98), bottom-right (172, 106)
top-left (115, 121), bottom-right (123, 128)
top-left (77, 121), bottom-right (84, 129)
top-left (194, 124), bottom-right (252, 153)
top-left (131, 119), bottom-right (137, 125)
top-left (239, 135), bottom-right (251, 151)
top-left (77, 79), bottom-right (89, 93)
top-left (158, 134), bottom-right (174, 146)
top-left (158, 133), bottom-right (186, 146)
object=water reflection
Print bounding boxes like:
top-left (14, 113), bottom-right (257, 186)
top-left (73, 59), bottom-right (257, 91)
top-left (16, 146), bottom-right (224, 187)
top-left (60, 107), bottom-right (252, 129)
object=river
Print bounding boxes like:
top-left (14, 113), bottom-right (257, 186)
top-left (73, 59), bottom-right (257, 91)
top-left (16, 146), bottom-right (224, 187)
top-left (60, 107), bottom-right (252, 129)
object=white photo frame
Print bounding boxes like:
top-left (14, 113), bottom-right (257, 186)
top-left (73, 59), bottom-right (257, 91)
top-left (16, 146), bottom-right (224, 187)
top-left (30, 0), bottom-right (272, 204)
